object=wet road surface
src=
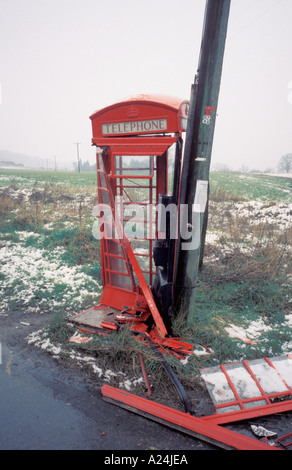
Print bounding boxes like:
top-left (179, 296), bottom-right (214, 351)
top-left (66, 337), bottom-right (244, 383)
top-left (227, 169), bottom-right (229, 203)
top-left (0, 312), bottom-right (214, 451)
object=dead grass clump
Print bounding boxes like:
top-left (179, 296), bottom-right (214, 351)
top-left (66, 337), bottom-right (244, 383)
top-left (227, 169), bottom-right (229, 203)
top-left (209, 185), bottom-right (246, 203)
top-left (63, 224), bottom-right (100, 265)
top-left (202, 240), bottom-right (289, 285)
top-left (0, 194), bottom-right (19, 215)
top-left (13, 202), bottom-right (48, 229)
top-left (276, 226), bottom-right (292, 247)
top-left (0, 181), bottom-right (98, 231)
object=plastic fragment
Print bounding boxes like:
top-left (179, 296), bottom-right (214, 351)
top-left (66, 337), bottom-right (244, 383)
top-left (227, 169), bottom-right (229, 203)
top-left (251, 425), bottom-right (277, 438)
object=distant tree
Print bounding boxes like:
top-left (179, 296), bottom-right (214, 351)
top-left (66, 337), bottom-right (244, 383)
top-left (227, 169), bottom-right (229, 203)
top-left (82, 160), bottom-right (91, 172)
top-left (263, 167), bottom-right (273, 174)
top-left (211, 162), bottom-right (232, 172)
top-left (239, 164), bottom-right (249, 173)
top-left (73, 159), bottom-right (96, 172)
top-left (278, 153), bottom-right (292, 173)
top-left (128, 159), bottom-right (149, 168)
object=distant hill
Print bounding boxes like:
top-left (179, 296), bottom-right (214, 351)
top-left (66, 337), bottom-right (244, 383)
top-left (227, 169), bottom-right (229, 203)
top-left (0, 149), bottom-right (47, 168)
top-left (0, 150), bottom-right (60, 169)
top-left (0, 160), bottom-right (24, 168)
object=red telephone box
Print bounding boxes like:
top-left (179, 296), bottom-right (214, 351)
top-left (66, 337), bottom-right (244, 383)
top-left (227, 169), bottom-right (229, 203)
top-left (88, 94), bottom-right (189, 338)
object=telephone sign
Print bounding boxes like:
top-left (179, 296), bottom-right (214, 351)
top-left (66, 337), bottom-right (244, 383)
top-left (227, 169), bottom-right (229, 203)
top-left (102, 118), bottom-right (168, 135)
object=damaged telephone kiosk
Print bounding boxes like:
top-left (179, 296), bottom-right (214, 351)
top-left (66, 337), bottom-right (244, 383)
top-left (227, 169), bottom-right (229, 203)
top-left (90, 93), bottom-right (190, 337)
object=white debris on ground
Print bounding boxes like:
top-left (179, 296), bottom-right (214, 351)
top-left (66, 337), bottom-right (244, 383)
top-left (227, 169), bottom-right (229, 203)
top-left (224, 320), bottom-right (272, 343)
top-left (26, 329), bottom-right (144, 391)
top-left (251, 425), bottom-right (277, 439)
top-left (224, 324), bottom-right (258, 345)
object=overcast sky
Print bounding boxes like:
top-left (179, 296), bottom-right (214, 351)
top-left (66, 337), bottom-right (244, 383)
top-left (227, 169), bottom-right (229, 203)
top-left (0, 0), bottom-right (291, 171)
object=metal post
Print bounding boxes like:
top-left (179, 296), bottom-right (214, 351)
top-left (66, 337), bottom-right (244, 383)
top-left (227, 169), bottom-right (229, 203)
top-left (75, 142), bottom-right (81, 173)
top-left (173, 0), bottom-right (231, 316)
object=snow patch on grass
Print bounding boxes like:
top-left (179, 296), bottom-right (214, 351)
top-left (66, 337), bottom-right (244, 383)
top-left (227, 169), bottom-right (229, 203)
top-left (0, 240), bottom-right (101, 314)
top-left (26, 328), bottom-right (144, 391)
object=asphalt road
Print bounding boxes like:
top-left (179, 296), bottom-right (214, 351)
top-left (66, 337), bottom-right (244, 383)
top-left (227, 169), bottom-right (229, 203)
top-left (0, 311), bottom-right (214, 453)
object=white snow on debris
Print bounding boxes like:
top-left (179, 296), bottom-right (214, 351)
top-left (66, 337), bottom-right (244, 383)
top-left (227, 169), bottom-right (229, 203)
top-left (0, 240), bottom-right (101, 314)
top-left (201, 369), bottom-right (236, 403)
top-left (201, 355), bottom-right (292, 406)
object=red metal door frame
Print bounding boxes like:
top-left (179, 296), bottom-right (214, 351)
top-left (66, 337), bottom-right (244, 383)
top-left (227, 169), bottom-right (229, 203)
top-left (95, 142), bottom-right (175, 337)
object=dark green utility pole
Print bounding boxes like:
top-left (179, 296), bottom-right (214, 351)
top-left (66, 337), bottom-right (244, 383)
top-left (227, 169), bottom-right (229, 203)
top-left (173, 0), bottom-right (231, 316)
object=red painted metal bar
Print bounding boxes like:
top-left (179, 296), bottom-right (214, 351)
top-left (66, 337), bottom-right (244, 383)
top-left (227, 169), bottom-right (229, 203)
top-left (101, 385), bottom-right (280, 451)
top-left (215, 396), bottom-right (267, 412)
top-left (107, 253), bottom-right (127, 260)
top-left (110, 174), bottom-right (153, 180)
top-left (92, 136), bottom-right (177, 147)
top-left (105, 268), bottom-right (130, 277)
top-left (265, 357), bottom-right (292, 396)
top-left (277, 432), bottom-right (292, 448)
top-left (220, 364), bottom-right (245, 411)
top-left (96, 156), bottom-right (107, 288)
top-left (120, 187), bottom-right (134, 203)
top-left (242, 360), bottom-right (272, 405)
top-left (139, 352), bottom-right (152, 397)
top-left (126, 235), bottom-right (155, 240)
top-left (123, 234), bottom-right (168, 338)
top-left (214, 392), bottom-right (292, 414)
top-left (134, 253), bottom-right (152, 258)
top-left (202, 399), bottom-right (292, 425)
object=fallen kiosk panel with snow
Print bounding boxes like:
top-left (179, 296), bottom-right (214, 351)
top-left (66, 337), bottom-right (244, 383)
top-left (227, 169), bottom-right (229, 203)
top-left (201, 354), bottom-right (292, 415)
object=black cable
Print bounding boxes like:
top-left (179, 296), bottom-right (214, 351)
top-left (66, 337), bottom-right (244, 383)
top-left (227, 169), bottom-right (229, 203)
top-left (140, 333), bottom-right (193, 415)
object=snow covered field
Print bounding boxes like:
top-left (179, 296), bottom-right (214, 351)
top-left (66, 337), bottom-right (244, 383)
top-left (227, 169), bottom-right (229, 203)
top-left (0, 237), bottom-right (101, 315)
